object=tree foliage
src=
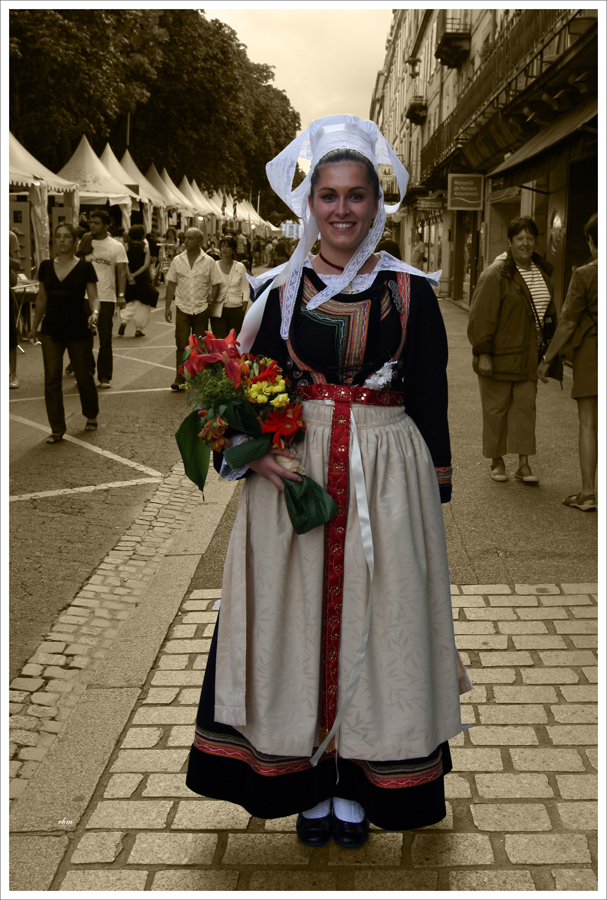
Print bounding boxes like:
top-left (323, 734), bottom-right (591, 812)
top-left (10, 9), bottom-right (301, 221)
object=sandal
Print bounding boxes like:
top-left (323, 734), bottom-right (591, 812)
top-left (563, 493), bottom-right (596, 512)
top-left (85, 420), bottom-right (98, 431)
top-left (46, 432), bottom-right (65, 444)
top-left (514, 467), bottom-right (540, 484)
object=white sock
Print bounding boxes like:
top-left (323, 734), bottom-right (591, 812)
top-left (333, 797), bottom-right (365, 823)
top-left (301, 798), bottom-right (331, 819)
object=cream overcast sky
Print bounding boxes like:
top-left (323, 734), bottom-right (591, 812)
top-left (206, 6), bottom-right (394, 133)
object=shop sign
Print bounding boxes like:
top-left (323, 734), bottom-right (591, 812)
top-left (447, 174), bottom-right (484, 210)
top-left (416, 199), bottom-right (444, 210)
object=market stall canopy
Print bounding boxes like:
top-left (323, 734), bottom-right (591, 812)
top-left (179, 177), bottom-right (215, 216)
top-left (161, 168), bottom-right (197, 215)
top-left (120, 150), bottom-right (167, 207)
top-left (100, 143), bottom-right (147, 202)
top-left (202, 186), bottom-right (225, 218)
top-left (58, 135), bottom-right (138, 205)
top-left (9, 132), bottom-right (77, 192)
top-left (146, 163), bottom-right (189, 212)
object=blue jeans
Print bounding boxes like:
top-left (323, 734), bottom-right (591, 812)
top-left (41, 334), bottom-right (99, 434)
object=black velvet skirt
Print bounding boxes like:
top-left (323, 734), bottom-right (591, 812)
top-left (186, 625), bottom-right (452, 831)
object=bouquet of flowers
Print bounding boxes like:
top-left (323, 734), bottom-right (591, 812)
top-left (175, 330), bottom-right (338, 535)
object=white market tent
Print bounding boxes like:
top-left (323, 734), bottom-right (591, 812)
top-left (146, 163), bottom-right (190, 215)
top-left (58, 135), bottom-right (138, 229)
top-left (9, 132), bottom-right (79, 268)
top-left (203, 187), bottom-right (225, 219)
top-left (120, 149), bottom-right (167, 208)
top-left (161, 168), bottom-right (197, 217)
top-left (179, 177), bottom-right (215, 217)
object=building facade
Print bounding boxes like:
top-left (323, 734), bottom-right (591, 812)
top-left (370, 9), bottom-right (598, 310)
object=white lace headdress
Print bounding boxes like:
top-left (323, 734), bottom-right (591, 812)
top-left (239, 114), bottom-right (428, 350)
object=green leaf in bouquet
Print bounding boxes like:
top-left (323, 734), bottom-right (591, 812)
top-left (219, 404), bottom-right (227, 417)
top-left (223, 435), bottom-right (272, 470)
top-left (175, 410), bottom-right (211, 492)
top-left (283, 476), bottom-right (339, 535)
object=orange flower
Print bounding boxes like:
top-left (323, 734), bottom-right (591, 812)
top-left (260, 403), bottom-right (306, 449)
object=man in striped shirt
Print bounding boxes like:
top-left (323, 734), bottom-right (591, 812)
top-left (165, 228), bottom-right (221, 391)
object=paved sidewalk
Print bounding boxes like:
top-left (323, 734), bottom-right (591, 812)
top-left (9, 478), bottom-right (598, 892)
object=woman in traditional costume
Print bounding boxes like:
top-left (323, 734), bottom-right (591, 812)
top-left (186, 115), bottom-right (471, 849)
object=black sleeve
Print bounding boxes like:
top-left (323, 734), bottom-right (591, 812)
top-left (37, 259), bottom-right (49, 284)
top-left (85, 261), bottom-right (98, 283)
top-left (401, 277), bottom-right (452, 503)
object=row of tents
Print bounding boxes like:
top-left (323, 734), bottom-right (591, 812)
top-left (9, 132), bottom-right (279, 271)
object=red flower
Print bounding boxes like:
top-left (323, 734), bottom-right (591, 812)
top-left (249, 359), bottom-right (282, 385)
top-left (189, 334), bottom-right (203, 352)
top-left (260, 404), bottom-right (306, 449)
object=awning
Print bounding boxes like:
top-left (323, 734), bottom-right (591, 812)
top-left (489, 98), bottom-right (597, 188)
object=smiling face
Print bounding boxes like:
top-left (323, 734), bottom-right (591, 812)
top-left (308, 162), bottom-right (379, 262)
top-left (509, 228), bottom-right (536, 267)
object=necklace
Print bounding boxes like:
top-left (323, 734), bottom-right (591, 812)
top-left (318, 250), bottom-right (345, 272)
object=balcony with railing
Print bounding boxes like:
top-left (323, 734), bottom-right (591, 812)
top-left (421, 9), bottom-right (578, 180)
top-left (435, 10), bottom-right (470, 69)
top-left (405, 95), bottom-right (428, 126)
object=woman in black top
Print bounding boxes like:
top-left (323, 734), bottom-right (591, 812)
top-left (118, 224), bottom-right (157, 337)
top-left (30, 223), bottom-right (100, 443)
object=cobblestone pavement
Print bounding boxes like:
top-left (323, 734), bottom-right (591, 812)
top-left (40, 579), bottom-right (597, 893)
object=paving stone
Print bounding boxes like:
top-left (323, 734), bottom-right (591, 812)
top-left (557, 801), bottom-right (597, 831)
top-left (171, 625), bottom-right (198, 638)
top-left (142, 775), bottom-right (199, 798)
top-left (9, 690), bottom-right (30, 702)
top-left (9, 703), bottom-right (24, 714)
top-left (10, 730), bottom-right (40, 747)
top-left (9, 779), bottom-right (28, 799)
top-left (10, 715), bottom-right (40, 732)
top-left (444, 774), bottom-right (471, 798)
top-left (59, 872), bottom-right (148, 891)
top-left (570, 635), bottom-right (598, 648)
top-left (122, 727), bottom-right (163, 749)
top-left (561, 582), bottom-right (597, 593)
top-left (328, 833), bottom-right (403, 865)
top-left (151, 871), bottom-right (240, 891)
top-left (464, 608), bottom-right (517, 620)
top-left (71, 832), bottom-right (124, 864)
top-left (453, 622), bottom-right (496, 634)
top-left (192, 656), bottom-right (208, 670)
top-left (542, 594), bottom-right (594, 607)
top-left (493, 686), bottom-right (558, 703)
top-left (552, 704), bottom-right (598, 724)
top-left (479, 705), bottom-right (547, 725)
top-left (42, 666), bottom-right (77, 680)
top-left (455, 635), bottom-right (508, 650)
top-left (110, 749), bottom-right (189, 772)
top-left (552, 869), bottom-right (598, 891)
top-left (133, 707), bottom-right (196, 725)
top-left (450, 749), bottom-right (503, 771)
top-left (28, 705), bottom-right (59, 718)
top-left (248, 872), bottom-right (338, 890)
top-left (467, 668), bottom-right (516, 683)
top-left (128, 832), bottom-right (217, 864)
top-left (37, 641), bottom-right (66, 654)
top-left (505, 834), bottom-right (591, 864)
top-left (498, 621), bottom-right (547, 633)
top-left (412, 833), bottom-right (494, 866)
top-left (450, 870), bottom-right (535, 891)
top-left (582, 666), bottom-right (598, 682)
top-left (181, 612), bottom-right (218, 624)
top-left (516, 607), bottom-right (568, 619)
top-left (152, 671), bottom-right (204, 686)
top-left (540, 651), bottom-right (597, 667)
top-left (488, 595), bottom-right (538, 606)
top-left (556, 774), bottom-right (597, 800)
top-left (164, 639), bottom-right (212, 654)
top-left (450, 594), bottom-right (486, 607)
top-left (45, 680), bottom-right (75, 693)
top-left (560, 684), bottom-right (597, 702)
top-left (510, 749), bottom-right (584, 771)
top-left (462, 584), bottom-right (510, 594)
top-left (475, 773), bottom-right (553, 798)
top-left (188, 588), bottom-right (222, 599)
top-left (522, 668), bottom-right (579, 684)
top-left (469, 726), bottom-right (538, 745)
top-left (516, 583), bottom-right (559, 594)
top-left (223, 833), bottom-right (312, 865)
top-left (166, 726), bottom-right (194, 747)
top-left (547, 725), bottom-right (597, 745)
top-left (18, 747), bottom-right (49, 761)
top-left (9, 761), bottom-right (23, 777)
top-left (86, 800), bottom-right (173, 829)
top-left (157, 656), bottom-right (189, 670)
top-left (10, 677), bottom-right (43, 692)
top-left (104, 774), bottom-right (144, 798)
top-left (177, 688), bottom-right (200, 704)
top-left (264, 815), bottom-right (297, 831)
top-left (142, 688), bottom-right (180, 704)
top-left (358, 870), bottom-right (439, 890)
top-left (479, 651), bottom-right (534, 666)
top-left (172, 799), bottom-right (251, 830)
top-left (471, 802), bottom-right (551, 831)
top-left (570, 607), bottom-right (597, 618)
top-left (463, 686), bottom-right (487, 703)
top-left (512, 635), bottom-right (567, 650)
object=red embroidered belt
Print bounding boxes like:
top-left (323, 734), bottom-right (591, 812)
top-left (296, 384), bottom-right (404, 748)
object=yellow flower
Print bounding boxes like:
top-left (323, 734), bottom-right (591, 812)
top-left (270, 392), bottom-right (289, 408)
top-left (256, 393), bottom-right (269, 404)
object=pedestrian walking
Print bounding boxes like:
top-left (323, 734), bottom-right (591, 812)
top-left (208, 235), bottom-right (249, 339)
top-left (235, 231), bottom-right (247, 261)
top-left (164, 227), bottom-right (221, 391)
top-left (186, 114), bottom-right (469, 848)
top-left (263, 239), bottom-right (274, 267)
top-left (252, 235), bottom-right (262, 268)
top-left (538, 213), bottom-right (598, 511)
top-left (118, 224), bottom-right (158, 338)
top-left (82, 209), bottom-right (127, 389)
top-left (467, 215), bottom-right (557, 485)
top-left (411, 233), bottom-right (426, 269)
top-left (28, 223), bottom-right (100, 442)
top-left (9, 228), bottom-right (21, 389)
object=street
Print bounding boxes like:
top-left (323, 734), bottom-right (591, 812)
top-left (9, 289), bottom-right (597, 891)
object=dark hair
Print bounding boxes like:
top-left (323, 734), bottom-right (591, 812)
top-left (220, 235), bottom-right (237, 253)
top-left (310, 149), bottom-right (380, 200)
top-left (54, 222), bottom-right (79, 243)
top-left (507, 216), bottom-right (538, 241)
top-left (128, 224), bottom-right (146, 242)
top-left (90, 208), bottom-right (111, 226)
top-left (583, 213), bottom-right (598, 246)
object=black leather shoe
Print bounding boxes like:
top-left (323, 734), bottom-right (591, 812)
top-left (332, 815), bottom-right (370, 849)
top-left (296, 812), bottom-right (333, 847)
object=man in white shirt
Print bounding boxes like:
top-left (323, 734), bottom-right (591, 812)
top-left (84, 209), bottom-right (128, 388)
top-left (165, 227), bottom-right (221, 391)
